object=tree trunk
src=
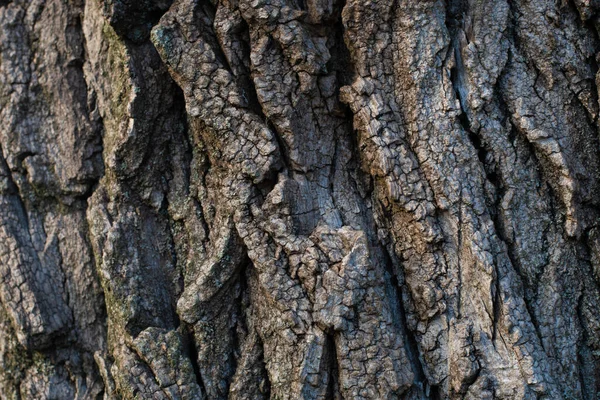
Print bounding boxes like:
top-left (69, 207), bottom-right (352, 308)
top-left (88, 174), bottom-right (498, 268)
top-left (1, 0), bottom-right (600, 398)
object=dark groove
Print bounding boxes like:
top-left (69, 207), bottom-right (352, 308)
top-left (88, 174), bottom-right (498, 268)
top-left (381, 246), bottom-right (428, 389)
top-left (194, 0), bottom-right (236, 77)
top-left (562, 0), bottom-right (600, 151)
top-left (445, 1), bottom-right (483, 323)
top-left (296, 0), bottom-right (307, 12)
top-left (328, 0), bottom-right (354, 88)
top-left (444, 0), bottom-right (468, 33)
top-left (227, 13), bottom-right (264, 120)
top-left (239, 31), bottom-right (294, 178)
top-left (183, 324), bottom-right (207, 395)
top-left (74, 178), bottom-right (101, 204)
top-left (429, 383), bottom-right (442, 400)
top-left (456, 179), bottom-right (464, 320)
top-left (0, 147), bottom-right (31, 232)
top-left (575, 288), bottom-right (592, 400)
top-left (579, 230), bottom-right (600, 398)
top-left (79, 3), bottom-right (111, 382)
top-left (265, 109), bottom-right (292, 176)
top-left (581, 229), bottom-right (600, 309)
top-left (228, 261), bottom-right (252, 394)
top-left (491, 260), bottom-right (501, 343)
top-left (565, 0), bottom-right (600, 44)
top-left (245, 265), bottom-right (273, 399)
top-left (445, 2), bottom-right (521, 346)
top-left (324, 332), bottom-right (341, 400)
top-left (444, 0), bottom-right (545, 362)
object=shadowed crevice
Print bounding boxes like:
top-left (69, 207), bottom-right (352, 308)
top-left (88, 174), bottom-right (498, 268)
top-left (381, 245), bottom-right (428, 393)
top-left (183, 324), bottom-right (207, 395)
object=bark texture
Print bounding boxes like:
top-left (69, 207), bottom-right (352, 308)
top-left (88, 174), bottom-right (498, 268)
top-left (1, 0), bottom-right (600, 398)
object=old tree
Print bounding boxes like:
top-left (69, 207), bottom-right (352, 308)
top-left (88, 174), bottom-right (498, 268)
top-left (2, 0), bottom-right (600, 398)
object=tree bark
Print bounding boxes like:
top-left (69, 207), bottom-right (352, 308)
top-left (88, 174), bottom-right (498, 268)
top-left (1, 0), bottom-right (600, 398)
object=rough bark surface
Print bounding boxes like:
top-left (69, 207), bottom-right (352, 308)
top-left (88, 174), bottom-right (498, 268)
top-left (1, 0), bottom-right (600, 398)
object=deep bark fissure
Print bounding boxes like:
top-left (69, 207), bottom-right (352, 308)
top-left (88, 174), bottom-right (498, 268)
top-left (184, 323), bottom-right (207, 394)
top-left (575, 286), bottom-right (592, 400)
top-left (428, 383), bottom-right (442, 400)
top-left (323, 332), bottom-right (341, 400)
top-left (0, 147), bottom-right (31, 233)
top-left (382, 245), bottom-right (427, 387)
top-left (455, 179), bottom-right (464, 320)
top-left (2, 0), bottom-right (600, 397)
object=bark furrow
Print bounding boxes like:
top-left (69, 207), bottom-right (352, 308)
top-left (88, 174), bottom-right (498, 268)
top-left (1, 0), bottom-right (600, 399)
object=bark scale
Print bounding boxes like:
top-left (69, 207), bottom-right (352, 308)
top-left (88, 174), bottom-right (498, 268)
top-left (1, 0), bottom-right (600, 399)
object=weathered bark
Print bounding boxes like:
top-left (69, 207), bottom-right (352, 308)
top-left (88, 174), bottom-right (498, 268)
top-left (1, 0), bottom-right (600, 398)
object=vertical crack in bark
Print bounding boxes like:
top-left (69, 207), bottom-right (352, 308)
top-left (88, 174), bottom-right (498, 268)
top-left (575, 286), bottom-right (591, 400)
top-left (456, 179), bottom-right (463, 321)
top-left (579, 229), bottom-right (600, 398)
top-left (4, 0), bottom-right (600, 397)
top-left (451, 46), bottom-right (550, 362)
top-left (449, 61), bottom-right (506, 342)
top-left (183, 323), bottom-right (207, 395)
top-left (381, 247), bottom-right (427, 391)
top-left (323, 332), bottom-right (340, 399)
top-left (565, 0), bottom-right (600, 125)
top-left (0, 146), bottom-right (31, 232)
